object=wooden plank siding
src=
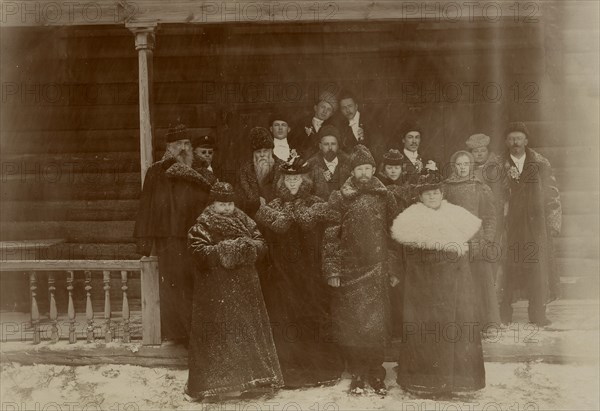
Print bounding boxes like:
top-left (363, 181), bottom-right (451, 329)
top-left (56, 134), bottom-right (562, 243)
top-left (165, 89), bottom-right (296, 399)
top-left (1, 2), bottom-right (598, 298)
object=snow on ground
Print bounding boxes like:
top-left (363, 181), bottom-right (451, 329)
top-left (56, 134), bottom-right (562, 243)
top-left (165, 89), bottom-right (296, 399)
top-left (1, 361), bottom-right (598, 411)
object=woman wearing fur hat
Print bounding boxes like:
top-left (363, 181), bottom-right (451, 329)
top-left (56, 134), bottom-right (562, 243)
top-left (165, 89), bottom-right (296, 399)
top-left (391, 171), bottom-right (486, 395)
top-left (444, 150), bottom-right (501, 329)
top-left (377, 148), bottom-right (412, 209)
top-left (255, 151), bottom-right (344, 388)
top-left (186, 182), bottom-right (283, 401)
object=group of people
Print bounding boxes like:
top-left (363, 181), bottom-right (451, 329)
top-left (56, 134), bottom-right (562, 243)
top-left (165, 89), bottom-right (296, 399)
top-left (134, 90), bottom-right (562, 401)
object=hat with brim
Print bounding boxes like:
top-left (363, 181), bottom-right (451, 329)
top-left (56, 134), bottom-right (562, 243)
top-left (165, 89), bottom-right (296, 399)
top-left (280, 151), bottom-right (310, 175)
top-left (192, 130), bottom-right (216, 149)
top-left (413, 171), bottom-right (443, 195)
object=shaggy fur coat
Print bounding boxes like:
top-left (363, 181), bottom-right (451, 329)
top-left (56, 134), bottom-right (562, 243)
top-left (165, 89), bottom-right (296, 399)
top-left (255, 178), bottom-right (343, 386)
top-left (322, 176), bottom-right (399, 349)
top-left (391, 200), bottom-right (485, 394)
top-left (186, 205), bottom-right (283, 398)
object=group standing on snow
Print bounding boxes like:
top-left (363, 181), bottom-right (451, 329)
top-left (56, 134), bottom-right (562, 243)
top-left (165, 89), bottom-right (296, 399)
top-left (134, 89), bottom-right (562, 401)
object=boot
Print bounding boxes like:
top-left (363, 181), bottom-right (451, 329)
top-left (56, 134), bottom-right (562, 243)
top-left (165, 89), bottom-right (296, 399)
top-left (349, 375), bottom-right (365, 395)
top-left (369, 377), bottom-right (387, 396)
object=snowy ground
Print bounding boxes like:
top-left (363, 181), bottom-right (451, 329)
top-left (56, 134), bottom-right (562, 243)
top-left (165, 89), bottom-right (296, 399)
top-left (1, 361), bottom-right (598, 411)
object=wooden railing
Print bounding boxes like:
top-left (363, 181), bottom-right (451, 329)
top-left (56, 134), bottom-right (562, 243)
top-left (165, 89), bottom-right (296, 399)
top-left (0, 257), bottom-right (161, 345)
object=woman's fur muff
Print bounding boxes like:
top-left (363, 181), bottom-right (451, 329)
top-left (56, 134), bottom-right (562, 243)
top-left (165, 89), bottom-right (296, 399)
top-left (391, 200), bottom-right (482, 256)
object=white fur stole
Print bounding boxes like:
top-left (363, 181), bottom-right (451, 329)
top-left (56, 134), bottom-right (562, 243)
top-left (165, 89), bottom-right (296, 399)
top-left (390, 200), bottom-right (481, 256)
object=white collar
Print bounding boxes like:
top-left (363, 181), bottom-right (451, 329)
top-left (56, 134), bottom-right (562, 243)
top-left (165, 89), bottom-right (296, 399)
top-left (324, 156), bottom-right (338, 166)
top-left (403, 148), bottom-right (419, 161)
top-left (273, 138), bottom-right (288, 146)
top-left (312, 117), bottom-right (324, 127)
top-left (348, 111), bottom-right (361, 125)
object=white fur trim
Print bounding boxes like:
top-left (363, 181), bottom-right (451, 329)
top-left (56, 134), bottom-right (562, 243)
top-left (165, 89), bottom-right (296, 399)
top-left (390, 200), bottom-right (481, 256)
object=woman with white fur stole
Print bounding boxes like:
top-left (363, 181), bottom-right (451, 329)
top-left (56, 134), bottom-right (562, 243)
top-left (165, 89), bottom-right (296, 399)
top-left (391, 171), bottom-right (486, 395)
top-left (186, 182), bottom-right (283, 401)
top-left (255, 151), bottom-right (344, 388)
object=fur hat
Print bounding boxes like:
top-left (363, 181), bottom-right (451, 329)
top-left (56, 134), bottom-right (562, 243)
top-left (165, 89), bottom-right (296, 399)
top-left (350, 144), bottom-right (376, 169)
top-left (209, 181), bottom-right (235, 203)
top-left (504, 122), bottom-right (530, 138)
top-left (382, 149), bottom-right (404, 166)
top-left (413, 170), bottom-right (443, 194)
top-left (317, 90), bottom-right (338, 112)
top-left (192, 131), bottom-right (215, 149)
top-left (269, 112), bottom-right (290, 127)
top-left (165, 123), bottom-right (189, 143)
top-left (250, 127), bottom-right (274, 151)
top-left (400, 120), bottom-right (422, 139)
top-left (465, 133), bottom-right (490, 150)
top-left (280, 150), bottom-right (310, 175)
top-left (317, 125), bottom-right (340, 141)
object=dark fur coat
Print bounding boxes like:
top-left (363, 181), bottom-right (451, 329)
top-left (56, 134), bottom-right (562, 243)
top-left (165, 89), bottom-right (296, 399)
top-left (186, 205), bottom-right (283, 397)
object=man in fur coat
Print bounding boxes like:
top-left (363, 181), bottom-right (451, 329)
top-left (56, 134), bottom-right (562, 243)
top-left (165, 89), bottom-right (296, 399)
top-left (134, 123), bottom-right (215, 344)
top-left (235, 127), bottom-right (283, 218)
top-left (323, 144), bottom-right (399, 395)
top-left (306, 125), bottom-right (352, 201)
top-left (499, 122), bottom-right (562, 326)
top-left (290, 91), bottom-right (338, 159)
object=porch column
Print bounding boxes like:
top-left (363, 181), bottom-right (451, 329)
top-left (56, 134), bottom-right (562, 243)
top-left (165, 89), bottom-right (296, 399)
top-left (127, 22), bottom-right (158, 185)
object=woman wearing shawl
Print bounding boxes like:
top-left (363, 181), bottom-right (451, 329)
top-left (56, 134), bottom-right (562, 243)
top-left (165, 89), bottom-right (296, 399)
top-left (444, 150), bottom-right (501, 328)
top-left (186, 182), bottom-right (283, 401)
top-left (391, 171), bottom-right (486, 395)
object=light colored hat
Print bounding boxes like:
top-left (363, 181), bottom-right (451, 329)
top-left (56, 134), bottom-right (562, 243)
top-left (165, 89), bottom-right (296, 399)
top-left (317, 91), bottom-right (338, 112)
top-left (465, 133), bottom-right (491, 149)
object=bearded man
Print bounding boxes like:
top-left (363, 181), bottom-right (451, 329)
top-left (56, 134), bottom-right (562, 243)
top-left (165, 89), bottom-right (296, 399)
top-left (323, 144), bottom-right (399, 395)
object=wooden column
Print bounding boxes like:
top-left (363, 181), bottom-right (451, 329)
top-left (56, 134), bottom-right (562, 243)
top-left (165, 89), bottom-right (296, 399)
top-left (140, 256), bottom-right (161, 345)
top-left (128, 22), bottom-right (158, 185)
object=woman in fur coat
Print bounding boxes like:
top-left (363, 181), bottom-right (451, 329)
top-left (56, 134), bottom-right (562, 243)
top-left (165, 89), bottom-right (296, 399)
top-left (255, 152), bottom-right (344, 388)
top-left (444, 150), bottom-right (501, 328)
top-left (391, 172), bottom-right (486, 395)
top-left (187, 182), bottom-right (283, 400)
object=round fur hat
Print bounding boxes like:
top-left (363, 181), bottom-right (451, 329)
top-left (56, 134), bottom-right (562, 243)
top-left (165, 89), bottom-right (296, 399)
top-left (249, 127), bottom-right (274, 151)
top-left (465, 133), bottom-right (490, 150)
top-left (165, 123), bottom-right (189, 143)
top-left (317, 124), bottom-right (340, 141)
top-left (504, 122), bottom-right (530, 138)
top-left (269, 112), bottom-right (290, 127)
top-left (350, 144), bottom-right (376, 169)
top-left (209, 181), bottom-right (235, 203)
top-left (382, 149), bottom-right (404, 166)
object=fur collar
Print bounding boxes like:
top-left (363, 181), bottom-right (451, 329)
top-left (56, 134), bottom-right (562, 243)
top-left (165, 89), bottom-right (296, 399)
top-left (165, 162), bottom-right (215, 189)
top-left (339, 176), bottom-right (388, 201)
top-left (197, 205), bottom-right (254, 239)
top-left (391, 200), bottom-right (481, 255)
top-left (274, 178), bottom-right (313, 202)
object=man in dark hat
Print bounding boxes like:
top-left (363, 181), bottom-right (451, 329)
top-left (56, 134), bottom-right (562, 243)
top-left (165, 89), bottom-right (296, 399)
top-left (393, 123), bottom-right (436, 200)
top-left (499, 122), bottom-right (562, 327)
top-left (235, 126), bottom-right (283, 217)
top-left (134, 123), bottom-right (214, 345)
top-left (322, 144), bottom-right (399, 395)
top-left (337, 89), bottom-right (383, 159)
top-left (290, 90), bottom-right (339, 159)
top-left (191, 129), bottom-right (219, 180)
top-left (269, 113), bottom-right (294, 162)
top-left (306, 125), bottom-right (352, 201)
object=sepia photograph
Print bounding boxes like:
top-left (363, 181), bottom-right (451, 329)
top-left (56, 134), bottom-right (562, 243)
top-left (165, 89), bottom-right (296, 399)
top-left (0, 1), bottom-right (598, 410)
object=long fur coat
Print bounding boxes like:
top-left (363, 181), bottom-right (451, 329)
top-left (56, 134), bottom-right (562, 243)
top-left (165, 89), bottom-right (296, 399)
top-left (186, 205), bottom-right (283, 398)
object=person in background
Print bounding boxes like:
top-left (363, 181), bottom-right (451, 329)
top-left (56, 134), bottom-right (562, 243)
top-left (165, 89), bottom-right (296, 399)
top-left (337, 89), bottom-right (382, 159)
top-left (269, 113), bottom-right (294, 162)
top-left (290, 90), bottom-right (338, 159)
top-left (192, 130), bottom-right (219, 181)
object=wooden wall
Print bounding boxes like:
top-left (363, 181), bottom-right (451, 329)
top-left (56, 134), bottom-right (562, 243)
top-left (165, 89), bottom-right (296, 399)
top-left (1, 7), bottom-right (598, 296)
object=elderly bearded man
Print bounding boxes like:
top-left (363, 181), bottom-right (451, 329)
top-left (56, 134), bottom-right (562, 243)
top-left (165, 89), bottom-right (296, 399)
top-left (134, 123), bottom-right (214, 345)
top-left (236, 126), bottom-right (283, 218)
top-left (499, 122), bottom-right (562, 327)
top-left (323, 144), bottom-right (400, 395)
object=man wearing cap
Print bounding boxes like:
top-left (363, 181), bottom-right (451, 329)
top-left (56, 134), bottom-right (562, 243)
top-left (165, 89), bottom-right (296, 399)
top-left (322, 144), bottom-right (399, 395)
top-left (236, 126), bottom-right (283, 218)
top-left (290, 90), bottom-right (338, 159)
top-left (499, 122), bottom-right (562, 326)
top-left (191, 130), bottom-right (219, 181)
top-left (269, 113), bottom-right (294, 162)
top-left (134, 123), bottom-right (214, 345)
top-left (395, 123), bottom-right (435, 189)
top-left (337, 89), bottom-right (382, 158)
top-left (306, 125), bottom-right (352, 201)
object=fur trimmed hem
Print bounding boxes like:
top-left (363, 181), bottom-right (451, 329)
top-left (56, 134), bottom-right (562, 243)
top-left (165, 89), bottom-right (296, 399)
top-left (391, 200), bottom-right (481, 256)
top-left (186, 377), bottom-right (284, 399)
